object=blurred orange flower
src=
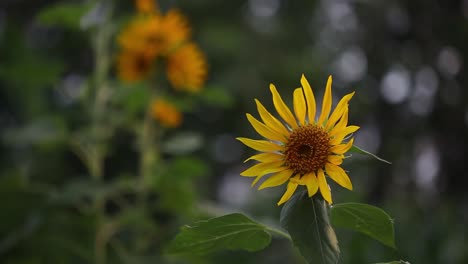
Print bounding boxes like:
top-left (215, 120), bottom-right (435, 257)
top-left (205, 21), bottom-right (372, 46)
top-left (150, 99), bottom-right (183, 128)
top-left (166, 43), bottom-right (208, 93)
top-left (117, 51), bottom-right (154, 82)
top-left (118, 15), bottom-right (164, 59)
top-left (159, 10), bottom-right (191, 53)
top-left (135, 0), bottom-right (158, 14)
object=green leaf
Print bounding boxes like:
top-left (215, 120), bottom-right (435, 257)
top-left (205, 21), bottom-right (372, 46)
top-left (168, 213), bottom-right (271, 255)
top-left (199, 86), bottom-right (234, 108)
top-left (280, 191), bottom-right (340, 264)
top-left (115, 84), bottom-right (151, 115)
top-left (330, 203), bottom-right (396, 248)
top-left (36, 2), bottom-right (91, 30)
top-left (350, 145), bottom-right (392, 164)
top-left (167, 156), bottom-right (209, 179)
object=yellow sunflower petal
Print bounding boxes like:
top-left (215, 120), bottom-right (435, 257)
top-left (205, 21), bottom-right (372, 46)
top-left (317, 168), bottom-right (332, 204)
top-left (327, 155), bottom-right (343, 165)
top-left (325, 163), bottom-right (353, 190)
top-left (255, 99), bottom-right (289, 138)
top-left (330, 138), bottom-right (354, 155)
top-left (301, 74), bottom-right (317, 124)
top-left (246, 114), bottom-right (285, 142)
top-left (240, 161), bottom-right (285, 177)
top-left (244, 153), bottom-right (283, 163)
top-left (236, 137), bottom-right (283, 152)
top-left (293, 88), bottom-right (307, 126)
top-left (270, 84), bottom-right (298, 129)
top-left (302, 172), bottom-right (319, 197)
top-left (258, 169), bottom-right (294, 190)
top-left (330, 108), bottom-right (349, 136)
top-left (318, 75), bottom-right (333, 126)
top-left (326, 92), bottom-right (355, 131)
top-left (330, 125), bottom-right (360, 145)
top-left (277, 176), bottom-right (300, 206)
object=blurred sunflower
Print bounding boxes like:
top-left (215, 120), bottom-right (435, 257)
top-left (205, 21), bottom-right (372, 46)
top-left (118, 10), bottom-right (190, 58)
top-left (118, 15), bottom-right (164, 58)
top-left (158, 10), bottom-right (191, 53)
top-left (135, 0), bottom-right (158, 14)
top-left (166, 43), bottom-right (208, 93)
top-left (237, 75), bottom-right (359, 205)
top-left (150, 98), bottom-right (182, 128)
top-left (117, 51), bottom-right (154, 82)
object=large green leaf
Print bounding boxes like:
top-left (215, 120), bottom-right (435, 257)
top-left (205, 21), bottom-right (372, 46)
top-left (330, 203), bottom-right (396, 248)
top-left (168, 213), bottom-right (271, 255)
top-left (280, 191), bottom-right (340, 264)
top-left (349, 145), bottom-right (391, 164)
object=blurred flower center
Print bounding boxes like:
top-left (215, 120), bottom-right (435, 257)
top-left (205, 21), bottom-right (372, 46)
top-left (135, 54), bottom-right (152, 72)
top-left (284, 124), bottom-right (330, 175)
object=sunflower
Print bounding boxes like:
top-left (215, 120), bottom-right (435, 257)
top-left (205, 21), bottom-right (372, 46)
top-left (166, 43), bottom-right (208, 93)
top-left (117, 50), bottom-right (154, 82)
top-left (159, 10), bottom-right (191, 53)
top-left (237, 75), bottom-right (359, 205)
top-left (118, 15), bottom-right (164, 58)
top-left (150, 98), bottom-right (183, 128)
top-left (118, 10), bottom-right (190, 57)
top-left (135, 0), bottom-right (158, 14)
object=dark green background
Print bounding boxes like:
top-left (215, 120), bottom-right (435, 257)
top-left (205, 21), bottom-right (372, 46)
top-left (0, 0), bottom-right (467, 263)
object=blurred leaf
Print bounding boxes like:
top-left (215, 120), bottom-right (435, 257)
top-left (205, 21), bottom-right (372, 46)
top-left (350, 145), bottom-right (391, 164)
top-left (199, 86), bottom-right (235, 108)
top-left (330, 203), bottom-right (396, 248)
top-left (168, 213), bottom-right (271, 255)
top-left (36, 2), bottom-right (91, 30)
top-left (2, 118), bottom-right (66, 146)
top-left (280, 191), bottom-right (340, 264)
top-left (156, 157), bottom-right (208, 214)
top-left (0, 175), bottom-right (45, 236)
top-left (115, 83), bottom-right (151, 115)
top-left (163, 132), bottom-right (203, 154)
top-left (0, 52), bottom-right (64, 90)
top-left (168, 156), bottom-right (209, 179)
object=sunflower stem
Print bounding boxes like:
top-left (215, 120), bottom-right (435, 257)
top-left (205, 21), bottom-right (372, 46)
top-left (265, 226), bottom-right (292, 241)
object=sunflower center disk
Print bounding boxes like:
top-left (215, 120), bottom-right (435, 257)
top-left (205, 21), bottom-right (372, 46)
top-left (284, 124), bottom-right (330, 175)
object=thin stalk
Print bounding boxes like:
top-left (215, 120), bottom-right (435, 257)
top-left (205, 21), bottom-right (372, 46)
top-left (265, 226), bottom-right (292, 241)
top-left (88, 1), bottom-right (114, 264)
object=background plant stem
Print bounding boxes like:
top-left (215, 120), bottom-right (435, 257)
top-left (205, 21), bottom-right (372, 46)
top-left (89, 1), bottom-right (114, 263)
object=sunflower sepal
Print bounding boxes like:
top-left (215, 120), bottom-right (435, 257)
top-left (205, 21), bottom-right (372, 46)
top-left (279, 189), bottom-right (397, 263)
top-left (280, 190), bottom-right (340, 264)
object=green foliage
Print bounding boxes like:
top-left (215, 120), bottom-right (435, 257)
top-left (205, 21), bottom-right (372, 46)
top-left (2, 118), bottom-right (67, 146)
top-left (330, 203), bottom-right (396, 249)
top-left (168, 213), bottom-right (272, 255)
top-left (156, 156), bottom-right (208, 214)
top-left (162, 132), bottom-right (204, 154)
top-left (199, 86), bottom-right (235, 108)
top-left (36, 2), bottom-right (92, 30)
top-left (115, 83), bottom-right (152, 116)
top-left (280, 191), bottom-right (340, 264)
top-left (167, 156), bottom-right (209, 180)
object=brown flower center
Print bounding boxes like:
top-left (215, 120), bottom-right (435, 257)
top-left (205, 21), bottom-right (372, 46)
top-left (135, 55), bottom-right (151, 73)
top-left (284, 124), bottom-right (330, 175)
